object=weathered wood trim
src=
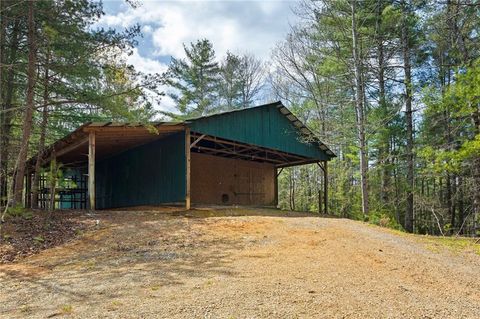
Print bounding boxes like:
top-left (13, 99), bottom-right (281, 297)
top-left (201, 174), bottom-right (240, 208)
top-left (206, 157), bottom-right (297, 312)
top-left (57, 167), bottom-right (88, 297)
top-left (83, 125), bottom-right (184, 133)
top-left (51, 137), bottom-right (88, 161)
top-left (88, 132), bottom-right (95, 210)
top-left (185, 128), bottom-right (191, 210)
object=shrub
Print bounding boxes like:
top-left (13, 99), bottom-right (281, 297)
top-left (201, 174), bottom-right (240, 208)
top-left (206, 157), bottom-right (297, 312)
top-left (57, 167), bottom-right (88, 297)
top-left (368, 210), bottom-right (403, 231)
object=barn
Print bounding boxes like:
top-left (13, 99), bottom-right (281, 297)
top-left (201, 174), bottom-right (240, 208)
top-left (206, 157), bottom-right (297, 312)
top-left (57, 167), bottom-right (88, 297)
top-left (25, 102), bottom-right (335, 211)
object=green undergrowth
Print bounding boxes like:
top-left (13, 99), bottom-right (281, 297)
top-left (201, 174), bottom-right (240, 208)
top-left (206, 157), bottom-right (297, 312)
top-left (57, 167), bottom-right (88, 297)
top-left (3, 204), bottom-right (34, 220)
top-left (365, 210), bottom-right (404, 231)
top-left (419, 235), bottom-right (480, 256)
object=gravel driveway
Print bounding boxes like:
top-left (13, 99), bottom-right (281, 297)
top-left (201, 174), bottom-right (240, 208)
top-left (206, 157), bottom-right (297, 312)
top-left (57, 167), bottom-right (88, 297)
top-left (1, 208), bottom-right (479, 318)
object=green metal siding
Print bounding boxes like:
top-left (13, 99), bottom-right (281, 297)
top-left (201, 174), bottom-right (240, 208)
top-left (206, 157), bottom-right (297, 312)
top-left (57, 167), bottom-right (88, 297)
top-left (188, 105), bottom-right (329, 160)
top-left (96, 132), bottom-right (186, 209)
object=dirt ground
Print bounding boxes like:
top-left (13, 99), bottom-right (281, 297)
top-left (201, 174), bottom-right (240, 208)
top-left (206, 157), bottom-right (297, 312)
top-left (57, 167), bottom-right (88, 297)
top-left (1, 208), bottom-right (479, 318)
top-left (0, 211), bottom-right (96, 263)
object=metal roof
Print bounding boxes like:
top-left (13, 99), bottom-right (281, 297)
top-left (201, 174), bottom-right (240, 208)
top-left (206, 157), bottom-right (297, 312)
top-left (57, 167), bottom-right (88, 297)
top-left (29, 101), bottom-right (335, 167)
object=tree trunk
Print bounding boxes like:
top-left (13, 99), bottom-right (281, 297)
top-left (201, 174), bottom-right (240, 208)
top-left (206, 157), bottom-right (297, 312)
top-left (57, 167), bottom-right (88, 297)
top-left (375, 0), bottom-right (390, 206)
top-left (471, 104), bottom-right (480, 236)
top-left (445, 107), bottom-right (455, 231)
top-left (351, 0), bottom-right (369, 218)
top-left (401, 0), bottom-right (415, 233)
top-left (31, 49), bottom-right (51, 208)
top-left (12, 1), bottom-right (37, 205)
top-left (458, 175), bottom-right (464, 234)
top-left (446, 173), bottom-right (453, 231)
top-left (0, 0), bottom-right (6, 206)
top-left (0, 19), bottom-right (20, 206)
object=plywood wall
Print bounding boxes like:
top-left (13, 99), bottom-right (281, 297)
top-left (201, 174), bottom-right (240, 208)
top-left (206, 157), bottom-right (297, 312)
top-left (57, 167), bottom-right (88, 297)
top-left (191, 153), bottom-right (275, 206)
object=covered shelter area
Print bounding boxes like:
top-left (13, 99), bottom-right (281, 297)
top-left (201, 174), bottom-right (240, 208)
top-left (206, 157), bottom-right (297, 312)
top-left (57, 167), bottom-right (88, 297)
top-left (25, 102), bottom-right (335, 212)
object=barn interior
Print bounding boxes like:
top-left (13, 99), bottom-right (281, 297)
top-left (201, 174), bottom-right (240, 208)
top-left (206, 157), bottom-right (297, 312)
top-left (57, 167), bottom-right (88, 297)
top-left (189, 132), bottom-right (319, 206)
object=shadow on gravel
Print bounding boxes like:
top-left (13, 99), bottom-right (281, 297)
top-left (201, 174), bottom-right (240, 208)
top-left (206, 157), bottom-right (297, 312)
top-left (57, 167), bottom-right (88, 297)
top-left (107, 205), bottom-right (342, 219)
top-left (0, 212), bottom-right (246, 315)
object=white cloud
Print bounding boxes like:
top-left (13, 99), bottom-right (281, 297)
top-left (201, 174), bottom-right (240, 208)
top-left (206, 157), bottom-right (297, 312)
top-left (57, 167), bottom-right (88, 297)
top-left (126, 48), bottom-right (168, 75)
top-left (124, 48), bottom-right (179, 114)
top-left (100, 0), bottom-right (297, 60)
top-left (99, 0), bottom-right (297, 113)
top-left (142, 25), bottom-right (153, 34)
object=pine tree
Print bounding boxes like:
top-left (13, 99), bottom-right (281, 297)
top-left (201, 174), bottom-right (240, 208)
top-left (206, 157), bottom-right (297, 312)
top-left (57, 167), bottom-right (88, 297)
top-left (218, 52), bottom-right (265, 110)
top-left (219, 52), bottom-right (243, 110)
top-left (166, 39), bottom-right (220, 116)
top-left (1, 0), bottom-right (162, 210)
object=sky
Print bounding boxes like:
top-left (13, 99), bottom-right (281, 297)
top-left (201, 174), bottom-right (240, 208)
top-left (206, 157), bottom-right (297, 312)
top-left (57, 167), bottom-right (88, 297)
top-left (99, 0), bottom-right (298, 111)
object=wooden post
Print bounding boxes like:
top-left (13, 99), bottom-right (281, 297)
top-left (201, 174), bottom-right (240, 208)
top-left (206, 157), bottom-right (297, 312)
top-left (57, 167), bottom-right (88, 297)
top-left (88, 132), bottom-right (95, 210)
top-left (324, 160), bottom-right (328, 215)
top-left (318, 183), bottom-right (322, 214)
top-left (185, 128), bottom-right (191, 210)
top-left (274, 167), bottom-right (278, 207)
top-left (28, 171), bottom-right (32, 208)
top-left (25, 169), bottom-right (31, 208)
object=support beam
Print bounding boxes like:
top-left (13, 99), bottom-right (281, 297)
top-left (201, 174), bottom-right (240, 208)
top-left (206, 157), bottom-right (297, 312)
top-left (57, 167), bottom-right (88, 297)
top-left (25, 169), bottom-right (31, 208)
top-left (88, 132), bottom-right (95, 210)
top-left (190, 134), bottom-right (205, 149)
top-left (316, 162), bottom-right (323, 214)
top-left (276, 167), bottom-right (284, 177)
top-left (53, 137), bottom-right (88, 160)
top-left (324, 160), bottom-right (328, 215)
top-left (185, 128), bottom-right (191, 210)
top-left (276, 159), bottom-right (319, 168)
top-left (195, 134), bottom-right (307, 161)
top-left (274, 168), bottom-right (279, 207)
top-left (318, 185), bottom-right (322, 214)
top-left (194, 145), bottom-right (285, 164)
top-left (317, 162), bottom-right (324, 172)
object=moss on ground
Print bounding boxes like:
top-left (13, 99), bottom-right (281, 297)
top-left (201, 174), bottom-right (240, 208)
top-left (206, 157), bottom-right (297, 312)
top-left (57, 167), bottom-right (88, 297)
top-left (419, 236), bottom-right (480, 256)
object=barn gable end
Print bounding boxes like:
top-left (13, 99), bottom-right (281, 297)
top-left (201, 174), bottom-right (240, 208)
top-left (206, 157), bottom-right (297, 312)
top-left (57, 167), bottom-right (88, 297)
top-left (187, 102), bottom-right (334, 161)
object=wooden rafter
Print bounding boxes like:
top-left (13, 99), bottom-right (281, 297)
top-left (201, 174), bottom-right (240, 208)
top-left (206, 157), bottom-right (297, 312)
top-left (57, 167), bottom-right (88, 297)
top-left (44, 137), bottom-right (88, 164)
top-left (190, 134), bottom-right (206, 149)
top-left (275, 159), bottom-right (319, 168)
top-left (190, 132), bottom-right (309, 165)
top-left (193, 134), bottom-right (306, 160)
top-left (194, 145), bottom-right (285, 164)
